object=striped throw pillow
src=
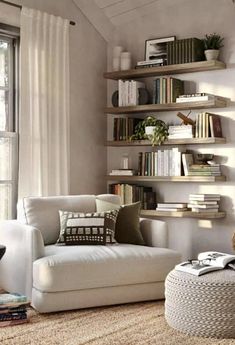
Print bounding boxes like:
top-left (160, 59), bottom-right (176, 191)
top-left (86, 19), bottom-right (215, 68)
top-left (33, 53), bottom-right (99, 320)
top-left (57, 209), bottom-right (119, 245)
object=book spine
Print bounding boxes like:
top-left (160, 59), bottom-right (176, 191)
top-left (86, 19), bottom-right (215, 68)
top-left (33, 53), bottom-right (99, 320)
top-left (156, 78), bottom-right (160, 104)
top-left (152, 79), bottom-right (156, 104)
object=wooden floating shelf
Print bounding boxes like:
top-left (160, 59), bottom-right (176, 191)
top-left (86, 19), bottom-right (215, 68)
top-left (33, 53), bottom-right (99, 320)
top-left (107, 176), bottom-right (226, 182)
top-left (106, 137), bottom-right (226, 147)
top-left (104, 60), bottom-right (226, 80)
top-left (105, 98), bottom-right (228, 114)
top-left (140, 210), bottom-right (226, 219)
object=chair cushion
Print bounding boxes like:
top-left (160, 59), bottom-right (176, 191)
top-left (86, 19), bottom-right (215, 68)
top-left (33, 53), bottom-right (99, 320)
top-left (33, 244), bottom-right (180, 292)
top-left (57, 209), bottom-right (119, 245)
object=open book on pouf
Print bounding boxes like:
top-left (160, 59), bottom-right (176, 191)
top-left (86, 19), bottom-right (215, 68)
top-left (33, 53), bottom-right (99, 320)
top-left (175, 251), bottom-right (235, 276)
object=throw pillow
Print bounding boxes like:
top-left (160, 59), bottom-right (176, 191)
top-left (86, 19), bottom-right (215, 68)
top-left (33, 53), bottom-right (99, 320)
top-left (96, 199), bottom-right (145, 245)
top-left (57, 209), bottom-right (119, 245)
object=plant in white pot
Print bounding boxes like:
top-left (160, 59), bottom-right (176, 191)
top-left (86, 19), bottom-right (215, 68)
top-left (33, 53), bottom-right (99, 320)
top-left (203, 33), bottom-right (224, 61)
top-left (130, 116), bottom-right (168, 146)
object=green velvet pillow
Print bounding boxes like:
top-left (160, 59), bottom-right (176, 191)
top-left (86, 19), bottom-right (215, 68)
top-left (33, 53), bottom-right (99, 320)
top-left (96, 199), bottom-right (145, 245)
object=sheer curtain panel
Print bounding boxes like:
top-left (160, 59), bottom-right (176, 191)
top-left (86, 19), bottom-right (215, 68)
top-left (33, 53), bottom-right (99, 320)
top-left (19, 7), bottom-right (70, 198)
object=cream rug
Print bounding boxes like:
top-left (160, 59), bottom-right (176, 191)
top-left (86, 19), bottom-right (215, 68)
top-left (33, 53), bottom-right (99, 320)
top-left (0, 301), bottom-right (235, 345)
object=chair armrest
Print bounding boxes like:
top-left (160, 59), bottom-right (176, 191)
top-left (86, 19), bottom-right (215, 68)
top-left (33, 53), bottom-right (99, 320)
top-left (139, 218), bottom-right (168, 248)
top-left (0, 220), bottom-right (45, 299)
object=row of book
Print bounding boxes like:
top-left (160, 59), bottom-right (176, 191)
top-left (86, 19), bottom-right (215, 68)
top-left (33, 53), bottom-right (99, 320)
top-left (138, 148), bottom-right (182, 177)
top-left (0, 293), bottom-right (29, 327)
top-left (109, 184), bottom-right (156, 209)
top-left (118, 80), bottom-right (144, 106)
top-left (152, 77), bottom-right (184, 104)
top-left (166, 38), bottom-right (204, 65)
top-left (195, 112), bottom-right (222, 138)
top-left (182, 153), bottom-right (222, 176)
top-left (155, 194), bottom-right (221, 213)
top-left (113, 117), bottom-right (140, 141)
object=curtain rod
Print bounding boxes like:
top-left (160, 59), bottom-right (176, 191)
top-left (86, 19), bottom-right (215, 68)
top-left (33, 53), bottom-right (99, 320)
top-left (0, 0), bottom-right (76, 26)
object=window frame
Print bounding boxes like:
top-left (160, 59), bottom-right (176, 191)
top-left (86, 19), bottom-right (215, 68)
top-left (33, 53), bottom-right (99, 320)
top-left (0, 24), bottom-right (19, 219)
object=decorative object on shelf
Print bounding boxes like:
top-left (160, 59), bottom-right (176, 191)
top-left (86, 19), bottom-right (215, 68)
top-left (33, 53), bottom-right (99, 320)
top-left (111, 90), bottom-right (119, 107)
top-left (177, 111), bottom-right (195, 126)
top-left (121, 153), bottom-right (130, 169)
top-left (202, 33), bottom-right (224, 61)
top-left (194, 153), bottom-right (214, 163)
top-left (112, 46), bottom-right (124, 71)
top-left (130, 116), bottom-right (168, 146)
top-left (120, 52), bottom-right (132, 70)
top-left (0, 244), bottom-right (6, 260)
top-left (145, 36), bottom-right (175, 62)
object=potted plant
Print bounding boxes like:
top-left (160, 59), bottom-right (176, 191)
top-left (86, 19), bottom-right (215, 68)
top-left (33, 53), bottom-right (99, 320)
top-left (202, 33), bottom-right (224, 61)
top-left (130, 116), bottom-right (168, 146)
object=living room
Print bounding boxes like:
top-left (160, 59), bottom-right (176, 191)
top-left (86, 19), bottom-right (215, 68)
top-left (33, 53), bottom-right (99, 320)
top-left (0, 0), bottom-right (234, 344)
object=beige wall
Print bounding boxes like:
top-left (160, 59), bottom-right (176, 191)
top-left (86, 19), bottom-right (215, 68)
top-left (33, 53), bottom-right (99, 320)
top-left (1, 0), bottom-right (107, 195)
top-left (107, 0), bottom-right (235, 258)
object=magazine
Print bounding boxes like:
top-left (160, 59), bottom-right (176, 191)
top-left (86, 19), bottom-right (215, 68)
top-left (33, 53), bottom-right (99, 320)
top-left (175, 251), bottom-right (235, 276)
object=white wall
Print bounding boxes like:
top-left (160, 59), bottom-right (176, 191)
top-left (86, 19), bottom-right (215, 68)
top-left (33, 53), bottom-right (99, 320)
top-left (107, 0), bottom-right (235, 258)
top-left (1, 0), bottom-right (107, 195)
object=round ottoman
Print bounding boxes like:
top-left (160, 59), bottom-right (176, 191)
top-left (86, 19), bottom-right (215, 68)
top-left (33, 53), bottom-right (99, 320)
top-left (165, 269), bottom-right (235, 338)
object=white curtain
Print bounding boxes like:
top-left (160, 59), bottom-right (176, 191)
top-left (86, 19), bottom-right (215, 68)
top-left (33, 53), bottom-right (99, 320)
top-left (19, 7), bottom-right (70, 198)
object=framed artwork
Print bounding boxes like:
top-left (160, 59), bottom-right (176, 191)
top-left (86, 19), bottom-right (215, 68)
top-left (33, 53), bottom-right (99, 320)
top-left (145, 36), bottom-right (176, 61)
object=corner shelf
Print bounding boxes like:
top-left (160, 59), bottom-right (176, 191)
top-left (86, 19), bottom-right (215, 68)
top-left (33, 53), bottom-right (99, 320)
top-left (105, 97), bottom-right (228, 114)
top-left (106, 137), bottom-right (226, 146)
top-left (140, 209), bottom-right (226, 219)
top-left (104, 60), bottom-right (226, 80)
top-left (107, 176), bottom-right (226, 182)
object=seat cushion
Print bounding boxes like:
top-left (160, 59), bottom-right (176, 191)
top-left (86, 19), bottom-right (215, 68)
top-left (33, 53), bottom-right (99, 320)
top-left (33, 244), bottom-right (181, 292)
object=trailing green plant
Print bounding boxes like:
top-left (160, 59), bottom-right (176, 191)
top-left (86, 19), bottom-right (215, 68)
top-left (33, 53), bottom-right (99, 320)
top-left (203, 33), bottom-right (224, 50)
top-left (130, 116), bottom-right (168, 146)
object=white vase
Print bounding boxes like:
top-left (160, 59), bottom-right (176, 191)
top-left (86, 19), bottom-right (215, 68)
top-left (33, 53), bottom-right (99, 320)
top-left (204, 49), bottom-right (219, 61)
top-left (120, 52), bottom-right (132, 70)
top-left (145, 126), bottom-right (155, 136)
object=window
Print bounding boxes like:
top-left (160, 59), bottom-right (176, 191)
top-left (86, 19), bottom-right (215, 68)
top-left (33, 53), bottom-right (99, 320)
top-left (0, 25), bottom-right (19, 219)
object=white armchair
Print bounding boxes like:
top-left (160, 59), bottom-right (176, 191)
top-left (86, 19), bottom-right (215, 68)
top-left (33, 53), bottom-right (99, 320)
top-left (0, 195), bottom-right (181, 313)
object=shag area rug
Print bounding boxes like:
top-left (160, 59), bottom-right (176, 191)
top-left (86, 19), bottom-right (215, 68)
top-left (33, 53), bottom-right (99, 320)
top-left (0, 301), bottom-right (235, 345)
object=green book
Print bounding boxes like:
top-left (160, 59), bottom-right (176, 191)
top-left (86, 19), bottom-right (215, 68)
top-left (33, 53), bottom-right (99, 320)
top-left (192, 38), bottom-right (204, 62)
top-left (188, 38), bottom-right (192, 62)
top-left (172, 78), bottom-right (185, 102)
top-left (166, 42), bottom-right (171, 65)
top-left (175, 40), bottom-right (179, 64)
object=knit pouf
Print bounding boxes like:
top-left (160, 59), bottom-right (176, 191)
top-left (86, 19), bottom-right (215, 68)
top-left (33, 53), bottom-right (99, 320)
top-left (165, 269), bottom-right (235, 338)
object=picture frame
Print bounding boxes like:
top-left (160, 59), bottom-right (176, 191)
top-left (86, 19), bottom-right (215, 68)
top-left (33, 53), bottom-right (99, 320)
top-left (145, 36), bottom-right (176, 61)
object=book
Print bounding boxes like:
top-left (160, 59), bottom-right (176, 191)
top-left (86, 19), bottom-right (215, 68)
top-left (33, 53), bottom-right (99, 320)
top-left (191, 207), bottom-right (219, 212)
top-left (189, 200), bottom-right (218, 205)
top-left (0, 293), bottom-right (27, 305)
top-left (187, 204), bottom-right (219, 209)
top-left (182, 153), bottom-right (194, 176)
top-left (156, 207), bottom-right (188, 212)
top-left (175, 251), bottom-right (235, 276)
top-left (109, 169), bottom-right (135, 176)
top-left (209, 114), bottom-right (223, 137)
top-left (157, 203), bottom-right (188, 208)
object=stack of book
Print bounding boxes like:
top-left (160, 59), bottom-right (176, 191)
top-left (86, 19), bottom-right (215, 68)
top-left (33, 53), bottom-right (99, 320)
top-left (168, 125), bottom-right (193, 139)
top-left (138, 148), bottom-right (184, 177)
top-left (109, 184), bottom-right (156, 209)
top-left (118, 80), bottom-right (145, 106)
top-left (182, 153), bottom-right (221, 176)
top-left (113, 118), bottom-right (141, 141)
top-left (135, 58), bottom-right (166, 69)
top-left (156, 202), bottom-right (188, 212)
top-left (176, 93), bottom-right (224, 103)
top-left (188, 194), bottom-right (221, 213)
top-left (109, 169), bottom-right (135, 176)
top-left (152, 77), bottom-right (184, 104)
top-left (195, 112), bottom-right (222, 138)
top-left (0, 293), bottom-right (29, 327)
top-left (167, 38), bottom-right (204, 65)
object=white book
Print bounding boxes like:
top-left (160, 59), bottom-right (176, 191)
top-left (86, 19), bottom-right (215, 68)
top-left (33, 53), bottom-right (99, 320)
top-left (175, 251), bottom-right (235, 276)
top-left (154, 152), bottom-right (158, 176)
top-left (163, 150), bottom-right (169, 176)
top-left (157, 203), bottom-right (188, 208)
top-left (137, 59), bottom-right (164, 66)
top-left (118, 80), bottom-right (123, 107)
top-left (156, 207), bottom-right (188, 212)
top-left (188, 204), bottom-right (219, 209)
top-left (176, 96), bottom-right (213, 103)
top-left (168, 134), bottom-right (193, 139)
top-left (191, 207), bottom-right (219, 212)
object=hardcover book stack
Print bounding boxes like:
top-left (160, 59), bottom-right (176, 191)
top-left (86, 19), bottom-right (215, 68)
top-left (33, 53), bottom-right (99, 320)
top-left (138, 148), bottom-right (184, 177)
top-left (176, 92), bottom-right (219, 103)
top-left (135, 58), bottom-right (166, 69)
top-left (156, 202), bottom-right (188, 212)
top-left (118, 80), bottom-right (145, 106)
top-left (167, 38), bottom-right (204, 65)
top-left (152, 77), bottom-right (184, 104)
top-left (168, 125), bottom-right (193, 139)
top-left (0, 293), bottom-right (29, 327)
top-left (182, 153), bottom-right (221, 176)
top-left (109, 184), bottom-right (156, 210)
top-left (195, 112), bottom-right (222, 138)
top-left (109, 169), bottom-right (135, 176)
top-left (113, 118), bottom-right (141, 141)
top-left (188, 194), bottom-right (221, 213)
